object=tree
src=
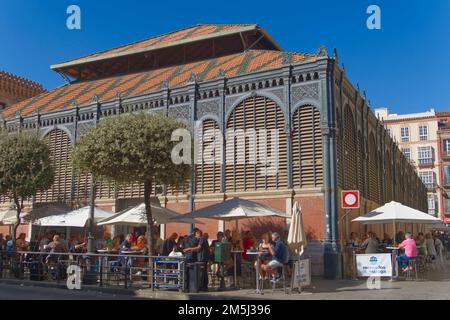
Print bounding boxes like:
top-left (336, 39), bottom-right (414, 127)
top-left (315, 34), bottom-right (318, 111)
top-left (0, 131), bottom-right (54, 245)
top-left (72, 112), bottom-right (191, 255)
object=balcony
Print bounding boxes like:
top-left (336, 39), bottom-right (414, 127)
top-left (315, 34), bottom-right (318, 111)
top-left (417, 158), bottom-right (434, 168)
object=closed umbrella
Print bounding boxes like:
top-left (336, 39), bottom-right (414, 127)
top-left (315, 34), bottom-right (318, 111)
top-left (287, 201), bottom-right (307, 256)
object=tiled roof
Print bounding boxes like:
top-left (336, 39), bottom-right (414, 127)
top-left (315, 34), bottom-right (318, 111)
top-left (51, 24), bottom-right (273, 71)
top-left (3, 50), bottom-right (316, 119)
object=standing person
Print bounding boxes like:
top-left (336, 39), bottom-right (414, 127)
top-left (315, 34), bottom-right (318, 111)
top-left (152, 231), bottom-right (164, 255)
top-left (197, 232), bottom-right (210, 291)
top-left (0, 234), bottom-right (5, 251)
top-left (224, 229), bottom-right (232, 243)
top-left (59, 234), bottom-right (69, 253)
top-left (425, 233), bottom-right (437, 260)
top-left (162, 232), bottom-right (178, 256)
top-left (260, 232), bottom-right (288, 282)
top-left (16, 233), bottom-right (29, 251)
top-left (183, 228), bottom-right (200, 263)
top-left (5, 235), bottom-right (13, 257)
top-left (434, 233), bottom-right (445, 268)
top-left (396, 232), bottom-right (418, 272)
top-left (209, 231), bottom-right (224, 260)
top-left (360, 232), bottom-right (379, 254)
top-left (415, 233), bottom-right (427, 256)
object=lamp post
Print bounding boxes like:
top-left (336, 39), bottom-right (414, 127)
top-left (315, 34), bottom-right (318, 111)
top-left (87, 174), bottom-right (97, 253)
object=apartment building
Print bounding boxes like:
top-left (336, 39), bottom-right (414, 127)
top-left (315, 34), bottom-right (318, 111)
top-left (376, 108), bottom-right (440, 217)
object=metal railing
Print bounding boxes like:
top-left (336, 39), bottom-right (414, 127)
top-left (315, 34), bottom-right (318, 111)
top-left (0, 251), bottom-right (185, 291)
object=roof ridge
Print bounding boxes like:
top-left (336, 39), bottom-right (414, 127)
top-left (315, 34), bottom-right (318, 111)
top-left (247, 49), bottom-right (316, 56)
top-left (54, 24), bottom-right (258, 68)
top-left (59, 24), bottom-right (201, 65)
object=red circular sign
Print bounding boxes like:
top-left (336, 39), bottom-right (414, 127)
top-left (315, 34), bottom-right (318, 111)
top-left (342, 191), bottom-right (360, 208)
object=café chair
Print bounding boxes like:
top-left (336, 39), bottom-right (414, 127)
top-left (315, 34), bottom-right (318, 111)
top-left (405, 257), bottom-right (418, 281)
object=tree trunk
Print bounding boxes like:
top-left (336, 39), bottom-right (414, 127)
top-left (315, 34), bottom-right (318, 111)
top-left (12, 194), bottom-right (21, 250)
top-left (144, 177), bottom-right (154, 256)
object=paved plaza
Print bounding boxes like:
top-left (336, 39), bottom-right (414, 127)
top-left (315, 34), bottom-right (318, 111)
top-left (1, 260), bottom-right (449, 300)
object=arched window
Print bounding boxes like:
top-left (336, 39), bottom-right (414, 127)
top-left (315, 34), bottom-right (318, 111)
top-left (36, 129), bottom-right (75, 203)
top-left (292, 105), bottom-right (323, 188)
top-left (225, 96), bottom-right (287, 192)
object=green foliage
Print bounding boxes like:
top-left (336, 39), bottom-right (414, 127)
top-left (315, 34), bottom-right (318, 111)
top-left (0, 130), bottom-right (54, 199)
top-left (72, 112), bottom-right (191, 187)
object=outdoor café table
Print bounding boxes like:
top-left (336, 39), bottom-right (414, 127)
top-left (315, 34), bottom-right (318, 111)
top-left (386, 246), bottom-right (399, 279)
top-left (246, 251), bottom-right (263, 294)
top-left (231, 250), bottom-right (243, 289)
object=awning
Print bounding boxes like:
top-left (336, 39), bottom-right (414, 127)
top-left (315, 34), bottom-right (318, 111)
top-left (184, 197), bottom-right (290, 221)
top-left (352, 201), bottom-right (441, 225)
top-left (34, 206), bottom-right (115, 228)
top-left (97, 203), bottom-right (201, 227)
top-left (0, 208), bottom-right (18, 225)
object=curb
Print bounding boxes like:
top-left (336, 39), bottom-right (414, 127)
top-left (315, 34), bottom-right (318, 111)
top-left (0, 278), bottom-right (264, 300)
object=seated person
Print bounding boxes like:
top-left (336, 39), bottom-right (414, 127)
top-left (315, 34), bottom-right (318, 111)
top-left (396, 232), bottom-right (418, 272)
top-left (255, 233), bottom-right (271, 279)
top-left (120, 234), bottom-right (134, 253)
top-left (360, 232), bottom-right (379, 254)
top-left (45, 235), bottom-right (67, 263)
top-left (261, 232), bottom-right (288, 282)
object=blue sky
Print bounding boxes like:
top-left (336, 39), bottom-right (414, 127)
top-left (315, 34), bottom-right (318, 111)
top-left (0, 0), bottom-right (449, 113)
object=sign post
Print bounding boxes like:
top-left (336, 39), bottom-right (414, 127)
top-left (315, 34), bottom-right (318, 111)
top-left (341, 191), bottom-right (360, 279)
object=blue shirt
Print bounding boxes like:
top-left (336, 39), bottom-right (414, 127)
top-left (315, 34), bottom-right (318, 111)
top-left (273, 240), bottom-right (288, 263)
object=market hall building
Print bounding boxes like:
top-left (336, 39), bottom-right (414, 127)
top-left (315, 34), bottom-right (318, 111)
top-left (0, 24), bottom-right (428, 278)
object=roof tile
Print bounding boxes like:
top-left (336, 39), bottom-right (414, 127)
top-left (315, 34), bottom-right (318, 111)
top-left (3, 50), bottom-right (316, 119)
